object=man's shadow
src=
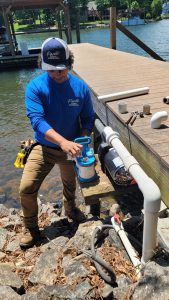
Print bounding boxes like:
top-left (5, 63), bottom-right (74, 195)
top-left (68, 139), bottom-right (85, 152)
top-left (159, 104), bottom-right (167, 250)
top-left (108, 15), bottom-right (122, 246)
top-left (37, 206), bottom-right (95, 247)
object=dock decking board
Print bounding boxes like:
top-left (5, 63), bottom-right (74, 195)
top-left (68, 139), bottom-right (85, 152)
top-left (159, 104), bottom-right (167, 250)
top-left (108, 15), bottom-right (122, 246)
top-left (69, 43), bottom-right (169, 206)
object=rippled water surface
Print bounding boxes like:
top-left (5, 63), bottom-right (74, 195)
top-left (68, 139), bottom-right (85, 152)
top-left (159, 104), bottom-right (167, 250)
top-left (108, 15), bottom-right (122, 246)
top-left (1, 20), bottom-right (169, 207)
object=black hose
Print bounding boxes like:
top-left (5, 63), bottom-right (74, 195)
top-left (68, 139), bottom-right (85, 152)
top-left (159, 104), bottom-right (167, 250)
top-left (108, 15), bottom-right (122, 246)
top-left (91, 225), bottom-right (116, 285)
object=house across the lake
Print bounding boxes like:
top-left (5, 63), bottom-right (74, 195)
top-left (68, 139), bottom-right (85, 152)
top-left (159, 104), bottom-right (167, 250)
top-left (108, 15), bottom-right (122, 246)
top-left (119, 16), bottom-right (145, 26)
top-left (162, 2), bottom-right (169, 15)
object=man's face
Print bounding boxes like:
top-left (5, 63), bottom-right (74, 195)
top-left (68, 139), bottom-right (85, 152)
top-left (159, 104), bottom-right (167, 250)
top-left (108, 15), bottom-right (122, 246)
top-left (47, 67), bottom-right (69, 84)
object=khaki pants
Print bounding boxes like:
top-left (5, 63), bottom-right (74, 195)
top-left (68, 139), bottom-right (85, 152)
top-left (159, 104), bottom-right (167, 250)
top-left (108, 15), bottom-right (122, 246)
top-left (19, 145), bottom-right (76, 228)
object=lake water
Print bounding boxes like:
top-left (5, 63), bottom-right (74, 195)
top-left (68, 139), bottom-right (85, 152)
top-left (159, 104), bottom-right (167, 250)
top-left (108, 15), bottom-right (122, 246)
top-left (1, 20), bottom-right (169, 207)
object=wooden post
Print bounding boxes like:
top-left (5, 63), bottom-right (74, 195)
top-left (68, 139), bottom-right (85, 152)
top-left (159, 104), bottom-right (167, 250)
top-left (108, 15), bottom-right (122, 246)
top-left (110, 7), bottom-right (116, 50)
top-left (57, 8), bottom-right (63, 39)
top-left (2, 7), bottom-right (15, 56)
top-left (76, 10), bottom-right (81, 43)
top-left (64, 5), bottom-right (72, 44)
top-left (9, 14), bottom-right (18, 53)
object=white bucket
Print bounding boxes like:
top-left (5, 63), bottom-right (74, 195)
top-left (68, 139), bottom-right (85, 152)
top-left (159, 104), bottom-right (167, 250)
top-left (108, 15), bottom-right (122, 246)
top-left (76, 163), bottom-right (95, 180)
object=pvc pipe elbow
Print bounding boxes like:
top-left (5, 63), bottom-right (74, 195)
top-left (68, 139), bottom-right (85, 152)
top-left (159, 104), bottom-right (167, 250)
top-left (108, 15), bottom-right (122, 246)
top-left (151, 111), bottom-right (168, 129)
top-left (143, 179), bottom-right (161, 213)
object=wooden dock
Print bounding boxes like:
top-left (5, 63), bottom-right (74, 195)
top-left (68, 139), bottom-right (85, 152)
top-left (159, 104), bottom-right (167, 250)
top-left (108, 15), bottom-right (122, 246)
top-left (0, 48), bottom-right (40, 71)
top-left (0, 54), bottom-right (38, 70)
top-left (69, 43), bottom-right (169, 207)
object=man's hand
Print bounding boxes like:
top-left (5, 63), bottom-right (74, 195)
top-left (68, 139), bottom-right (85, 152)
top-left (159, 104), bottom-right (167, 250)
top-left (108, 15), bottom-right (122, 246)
top-left (60, 140), bottom-right (83, 158)
top-left (45, 128), bottom-right (83, 157)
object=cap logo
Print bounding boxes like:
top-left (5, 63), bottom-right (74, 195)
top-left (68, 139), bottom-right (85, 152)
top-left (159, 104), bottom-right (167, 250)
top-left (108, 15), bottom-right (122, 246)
top-left (47, 51), bottom-right (61, 60)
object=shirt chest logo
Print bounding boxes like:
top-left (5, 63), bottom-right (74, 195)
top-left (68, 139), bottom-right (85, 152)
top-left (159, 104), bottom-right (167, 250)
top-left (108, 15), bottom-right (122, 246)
top-left (68, 99), bottom-right (80, 107)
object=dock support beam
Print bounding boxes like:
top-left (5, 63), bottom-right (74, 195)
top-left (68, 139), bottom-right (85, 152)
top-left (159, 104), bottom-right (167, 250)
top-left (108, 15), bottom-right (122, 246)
top-left (116, 21), bottom-right (165, 61)
top-left (56, 8), bottom-right (63, 39)
top-left (110, 7), bottom-right (116, 50)
top-left (76, 10), bottom-right (81, 44)
top-left (9, 14), bottom-right (18, 53)
top-left (63, 4), bottom-right (72, 44)
top-left (2, 6), bottom-right (15, 56)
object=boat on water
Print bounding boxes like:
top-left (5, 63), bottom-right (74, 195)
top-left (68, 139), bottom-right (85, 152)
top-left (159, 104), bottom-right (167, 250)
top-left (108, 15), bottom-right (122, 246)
top-left (118, 16), bottom-right (145, 26)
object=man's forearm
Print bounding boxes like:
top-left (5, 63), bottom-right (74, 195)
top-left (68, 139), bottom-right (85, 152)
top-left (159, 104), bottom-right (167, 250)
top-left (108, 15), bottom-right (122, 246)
top-left (45, 128), bottom-right (66, 146)
top-left (45, 128), bottom-right (83, 157)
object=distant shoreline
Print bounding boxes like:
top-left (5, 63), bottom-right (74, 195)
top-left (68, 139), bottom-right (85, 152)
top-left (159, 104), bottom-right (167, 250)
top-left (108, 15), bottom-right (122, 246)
top-left (14, 23), bottom-right (111, 35)
top-left (15, 28), bottom-right (59, 35)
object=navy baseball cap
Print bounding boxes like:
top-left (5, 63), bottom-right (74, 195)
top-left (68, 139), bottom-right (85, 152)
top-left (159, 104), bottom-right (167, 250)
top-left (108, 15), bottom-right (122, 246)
top-left (41, 37), bottom-right (70, 70)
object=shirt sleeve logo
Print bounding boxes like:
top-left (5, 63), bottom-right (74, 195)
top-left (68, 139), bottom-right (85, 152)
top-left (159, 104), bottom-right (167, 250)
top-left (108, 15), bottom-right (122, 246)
top-left (68, 99), bottom-right (80, 106)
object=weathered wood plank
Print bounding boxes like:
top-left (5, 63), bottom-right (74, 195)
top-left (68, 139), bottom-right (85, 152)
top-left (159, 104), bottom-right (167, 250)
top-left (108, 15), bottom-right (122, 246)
top-left (69, 43), bottom-right (169, 207)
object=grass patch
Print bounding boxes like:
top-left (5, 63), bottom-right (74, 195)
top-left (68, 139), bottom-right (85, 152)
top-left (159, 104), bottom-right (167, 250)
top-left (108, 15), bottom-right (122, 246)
top-left (162, 14), bottom-right (169, 19)
top-left (14, 21), bottom-right (46, 32)
top-left (13, 19), bottom-right (111, 32)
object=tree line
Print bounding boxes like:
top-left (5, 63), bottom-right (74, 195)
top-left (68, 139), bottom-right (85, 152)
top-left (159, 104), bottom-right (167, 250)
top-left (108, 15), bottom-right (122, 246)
top-left (13, 0), bottom-right (164, 28)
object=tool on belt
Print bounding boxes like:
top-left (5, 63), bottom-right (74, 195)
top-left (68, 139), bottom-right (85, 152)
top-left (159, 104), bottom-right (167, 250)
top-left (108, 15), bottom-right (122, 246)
top-left (14, 139), bottom-right (36, 168)
top-left (125, 111), bottom-right (144, 126)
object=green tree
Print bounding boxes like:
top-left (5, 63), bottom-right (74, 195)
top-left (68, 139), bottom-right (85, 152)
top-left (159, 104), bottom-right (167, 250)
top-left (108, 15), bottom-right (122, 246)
top-left (68, 0), bottom-right (89, 27)
top-left (42, 9), bottom-right (55, 27)
top-left (14, 9), bottom-right (38, 24)
top-left (131, 1), bottom-right (140, 10)
top-left (95, 0), bottom-right (119, 11)
top-left (95, 0), bottom-right (121, 20)
top-left (151, 0), bottom-right (162, 18)
top-left (142, 0), bottom-right (152, 14)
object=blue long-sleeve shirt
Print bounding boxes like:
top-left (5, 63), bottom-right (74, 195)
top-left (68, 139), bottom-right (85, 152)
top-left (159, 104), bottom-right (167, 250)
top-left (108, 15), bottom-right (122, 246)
top-left (25, 72), bottom-right (95, 148)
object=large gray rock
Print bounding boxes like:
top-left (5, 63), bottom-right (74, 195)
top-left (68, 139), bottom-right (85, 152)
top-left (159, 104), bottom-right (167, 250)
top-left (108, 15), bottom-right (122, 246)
top-left (113, 285), bottom-right (136, 300)
top-left (4, 214), bottom-right (22, 230)
top-left (0, 264), bottom-right (23, 292)
top-left (64, 257), bottom-right (89, 280)
top-left (35, 279), bottom-right (91, 299)
top-left (0, 229), bottom-right (10, 251)
top-left (133, 261), bottom-right (169, 300)
top-left (0, 204), bottom-right (10, 217)
top-left (6, 236), bottom-right (20, 252)
top-left (36, 284), bottom-right (74, 299)
top-left (21, 293), bottom-right (37, 300)
top-left (67, 220), bottom-right (102, 253)
top-left (28, 249), bottom-right (61, 285)
top-left (116, 274), bottom-right (133, 288)
top-left (101, 283), bottom-right (114, 299)
top-left (41, 236), bottom-right (69, 252)
top-left (73, 280), bottom-right (92, 299)
top-left (0, 286), bottom-right (21, 300)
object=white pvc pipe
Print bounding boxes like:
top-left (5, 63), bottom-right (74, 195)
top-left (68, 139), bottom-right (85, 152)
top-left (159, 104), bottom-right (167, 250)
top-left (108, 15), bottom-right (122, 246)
top-left (102, 126), bottom-right (161, 264)
top-left (151, 111), bottom-right (168, 129)
top-left (111, 216), bottom-right (141, 270)
top-left (98, 87), bottom-right (149, 103)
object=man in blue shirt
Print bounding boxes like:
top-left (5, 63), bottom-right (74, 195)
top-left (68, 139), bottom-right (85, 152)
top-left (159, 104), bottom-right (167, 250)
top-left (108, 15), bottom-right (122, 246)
top-left (19, 37), bottom-right (95, 249)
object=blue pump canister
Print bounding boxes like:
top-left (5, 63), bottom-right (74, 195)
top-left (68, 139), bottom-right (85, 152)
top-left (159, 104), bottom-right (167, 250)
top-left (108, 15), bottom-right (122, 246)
top-left (74, 137), bottom-right (96, 183)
